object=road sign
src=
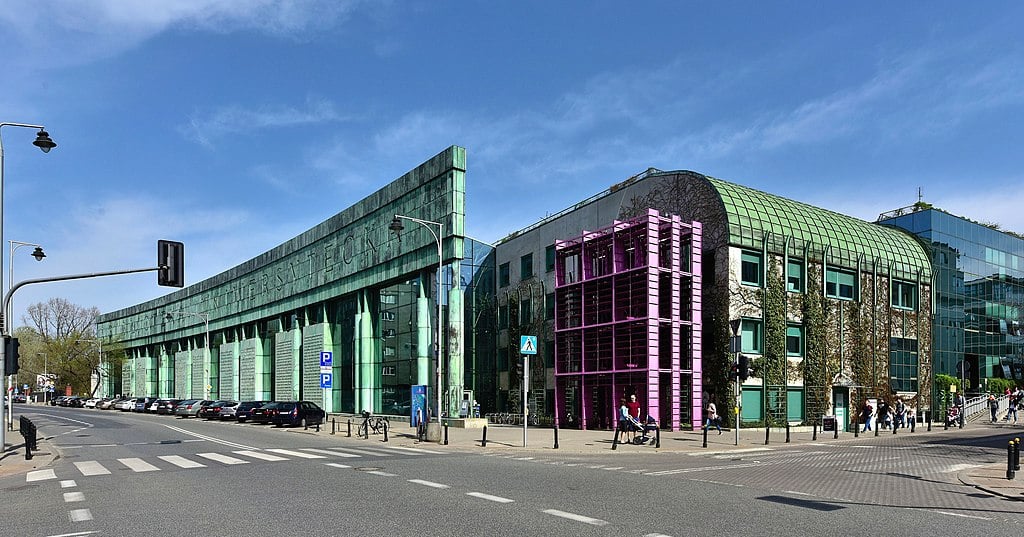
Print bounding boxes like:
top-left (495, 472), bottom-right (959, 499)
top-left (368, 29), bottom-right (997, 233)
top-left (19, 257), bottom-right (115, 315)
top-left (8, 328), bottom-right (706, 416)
top-left (520, 335), bottom-right (537, 355)
top-left (320, 373), bottom-right (333, 389)
top-left (320, 351), bottom-right (333, 368)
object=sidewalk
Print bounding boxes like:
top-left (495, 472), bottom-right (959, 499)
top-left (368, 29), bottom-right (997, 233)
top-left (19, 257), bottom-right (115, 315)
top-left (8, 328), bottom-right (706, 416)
top-left (308, 415), bottom-right (1024, 502)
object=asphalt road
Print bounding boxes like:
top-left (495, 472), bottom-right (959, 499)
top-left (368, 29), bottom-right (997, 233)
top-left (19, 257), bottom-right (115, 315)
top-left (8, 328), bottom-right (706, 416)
top-left (2, 406), bottom-right (1023, 537)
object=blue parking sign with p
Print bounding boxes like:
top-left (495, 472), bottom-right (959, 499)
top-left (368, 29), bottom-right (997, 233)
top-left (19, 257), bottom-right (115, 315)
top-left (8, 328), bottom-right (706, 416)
top-left (320, 373), bottom-right (332, 389)
top-left (320, 351), bottom-right (333, 367)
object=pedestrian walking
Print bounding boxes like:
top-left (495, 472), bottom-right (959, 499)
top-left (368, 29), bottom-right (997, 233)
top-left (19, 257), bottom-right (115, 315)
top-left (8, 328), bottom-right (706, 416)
top-left (988, 394), bottom-right (999, 423)
top-left (860, 401), bottom-right (873, 432)
top-left (894, 398), bottom-right (906, 430)
top-left (954, 392), bottom-right (966, 428)
top-left (704, 401), bottom-right (721, 434)
top-left (1006, 389), bottom-right (1019, 424)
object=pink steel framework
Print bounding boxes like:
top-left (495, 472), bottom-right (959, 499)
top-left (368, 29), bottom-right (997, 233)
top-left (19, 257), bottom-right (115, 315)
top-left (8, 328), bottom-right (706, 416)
top-left (553, 209), bottom-right (702, 431)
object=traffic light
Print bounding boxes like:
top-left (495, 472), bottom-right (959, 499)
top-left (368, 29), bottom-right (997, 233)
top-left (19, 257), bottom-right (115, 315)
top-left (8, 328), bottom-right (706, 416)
top-left (738, 354), bottom-right (749, 381)
top-left (3, 336), bottom-right (20, 375)
top-left (157, 240), bottom-right (185, 287)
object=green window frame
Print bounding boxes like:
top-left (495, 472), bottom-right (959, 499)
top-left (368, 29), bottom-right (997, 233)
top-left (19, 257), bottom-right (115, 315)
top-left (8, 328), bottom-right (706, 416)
top-left (889, 337), bottom-right (919, 392)
top-left (786, 325), bottom-right (804, 357)
top-left (521, 253), bottom-right (534, 280)
top-left (740, 318), bottom-right (763, 354)
top-left (787, 259), bottom-right (804, 293)
top-left (741, 251), bottom-right (762, 287)
top-left (499, 262), bottom-right (510, 288)
top-left (545, 245), bottom-right (556, 273)
top-left (825, 268), bottom-right (856, 300)
top-left (891, 280), bottom-right (917, 310)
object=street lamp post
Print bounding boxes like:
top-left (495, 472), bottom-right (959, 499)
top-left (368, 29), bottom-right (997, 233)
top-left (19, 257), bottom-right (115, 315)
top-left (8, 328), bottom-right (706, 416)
top-left (6, 240), bottom-right (44, 428)
top-left (165, 310), bottom-right (210, 399)
top-left (390, 214), bottom-right (444, 428)
top-left (0, 121), bottom-right (56, 450)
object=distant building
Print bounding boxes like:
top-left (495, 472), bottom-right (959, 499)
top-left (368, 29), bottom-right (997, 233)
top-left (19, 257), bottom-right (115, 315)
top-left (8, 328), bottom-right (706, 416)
top-left (879, 206), bottom-right (1024, 394)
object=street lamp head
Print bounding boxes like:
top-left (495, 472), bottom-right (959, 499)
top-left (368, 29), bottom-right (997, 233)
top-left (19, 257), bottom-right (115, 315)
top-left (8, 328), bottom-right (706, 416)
top-left (32, 129), bottom-right (56, 153)
top-left (31, 246), bottom-right (45, 261)
top-left (389, 216), bottom-right (404, 241)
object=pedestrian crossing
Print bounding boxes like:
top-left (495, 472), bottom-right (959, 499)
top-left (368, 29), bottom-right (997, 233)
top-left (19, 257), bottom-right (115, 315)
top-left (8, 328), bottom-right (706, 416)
top-left (25, 444), bottom-right (440, 483)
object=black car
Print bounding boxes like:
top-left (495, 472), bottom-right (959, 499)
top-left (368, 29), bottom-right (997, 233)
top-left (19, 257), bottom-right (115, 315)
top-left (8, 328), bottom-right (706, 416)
top-left (156, 399), bottom-right (182, 415)
top-left (250, 402), bottom-right (283, 425)
top-left (134, 397), bottom-right (157, 412)
top-left (271, 401), bottom-right (325, 428)
top-left (199, 401), bottom-right (237, 420)
top-left (234, 401), bottom-right (268, 423)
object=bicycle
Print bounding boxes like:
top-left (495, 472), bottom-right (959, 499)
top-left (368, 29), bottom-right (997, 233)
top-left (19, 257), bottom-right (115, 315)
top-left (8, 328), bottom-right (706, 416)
top-left (358, 412), bottom-right (389, 438)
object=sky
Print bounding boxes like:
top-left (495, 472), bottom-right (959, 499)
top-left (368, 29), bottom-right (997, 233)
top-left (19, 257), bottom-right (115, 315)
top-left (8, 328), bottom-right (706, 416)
top-left (1, 1), bottom-right (1023, 326)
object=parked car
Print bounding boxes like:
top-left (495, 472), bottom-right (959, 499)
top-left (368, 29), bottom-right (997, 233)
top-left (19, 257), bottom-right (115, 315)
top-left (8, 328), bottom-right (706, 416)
top-left (234, 401), bottom-right (268, 423)
top-left (60, 396), bottom-right (85, 408)
top-left (199, 401), bottom-right (237, 420)
top-left (99, 398), bottom-right (124, 410)
top-left (11, 394), bottom-right (27, 403)
top-left (271, 401), bottom-right (325, 428)
top-left (218, 401), bottom-right (240, 420)
top-left (250, 401), bottom-right (283, 424)
top-left (175, 399), bottom-right (213, 418)
top-left (116, 398), bottom-right (138, 411)
top-left (134, 397), bottom-right (157, 412)
top-left (155, 399), bottom-right (182, 415)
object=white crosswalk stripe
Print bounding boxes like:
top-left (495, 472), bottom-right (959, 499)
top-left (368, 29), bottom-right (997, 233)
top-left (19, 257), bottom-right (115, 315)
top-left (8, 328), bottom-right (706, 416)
top-left (26, 469), bottom-right (56, 482)
top-left (322, 447), bottom-right (393, 457)
top-left (119, 458), bottom-right (160, 472)
top-left (158, 455), bottom-right (207, 469)
top-left (300, 448), bottom-right (362, 458)
top-left (196, 452), bottom-right (249, 465)
top-left (265, 448), bottom-right (326, 459)
top-left (234, 450), bottom-right (289, 462)
top-left (74, 461), bottom-right (111, 476)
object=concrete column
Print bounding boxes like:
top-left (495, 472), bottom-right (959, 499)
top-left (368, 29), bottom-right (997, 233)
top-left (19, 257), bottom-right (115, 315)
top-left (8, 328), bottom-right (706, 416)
top-left (447, 276), bottom-right (465, 418)
top-left (416, 274), bottom-right (431, 387)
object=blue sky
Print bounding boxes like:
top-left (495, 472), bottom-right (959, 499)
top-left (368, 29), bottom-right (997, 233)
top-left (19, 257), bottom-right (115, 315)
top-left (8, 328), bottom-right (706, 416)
top-left (2, 1), bottom-right (1023, 324)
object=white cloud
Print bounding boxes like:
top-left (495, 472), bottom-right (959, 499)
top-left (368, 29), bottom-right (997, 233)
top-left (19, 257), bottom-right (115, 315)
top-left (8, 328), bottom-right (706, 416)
top-left (181, 97), bottom-right (348, 148)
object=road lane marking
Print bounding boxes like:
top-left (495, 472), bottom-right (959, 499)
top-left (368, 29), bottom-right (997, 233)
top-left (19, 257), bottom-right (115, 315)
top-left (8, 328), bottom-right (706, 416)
top-left (234, 450), bottom-right (289, 461)
top-left (196, 452), bottom-right (249, 465)
top-left (265, 448), bottom-right (326, 459)
top-left (63, 492), bottom-right (85, 503)
top-left (644, 534), bottom-right (674, 537)
top-left (932, 511), bottom-right (991, 520)
top-left (158, 455), bottom-right (207, 468)
top-left (60, 480), bottom-right (77, 488)
top-left (26, 469), bottom-right (56, 482)
top-left (646, 462), bottom-right (761, 476)
top-left (325, 463), bottom-right (352, 469)
top-left (467, 492), bottom-right (514, 503)
top-left (408, 479), bottom-right (449, 489)
top-left (301, 448), bottom-right (361, 458)
top-left (366, 470), bottom-right (397, 476)
top-left (542, 509), bottom-right (609, 526)
top-left (73, 461), bottom-right (110, 476)
top-left (691, 448), bottom-right (772, 456)
top-left (162, 425), bottom-right (257, 450)
top-left (46, 531), bottom-right (100, 537)
top-left (319, 447), bottom-right (392, 457)
top-left (68, 509), bottom-right (93, 522)
top-left (119, 458), bottom-right (161, 472)
top-left (384, 445), bottom-right (440, 455)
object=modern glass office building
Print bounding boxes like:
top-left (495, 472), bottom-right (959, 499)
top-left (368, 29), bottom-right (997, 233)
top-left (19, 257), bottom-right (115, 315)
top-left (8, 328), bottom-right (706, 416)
top-left (880, 206), bottom-right (1024, 392)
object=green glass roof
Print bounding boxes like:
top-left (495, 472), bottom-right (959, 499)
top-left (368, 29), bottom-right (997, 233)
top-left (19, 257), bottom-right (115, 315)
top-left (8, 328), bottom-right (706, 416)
top-left (705, 176), bottom-right (931, 279)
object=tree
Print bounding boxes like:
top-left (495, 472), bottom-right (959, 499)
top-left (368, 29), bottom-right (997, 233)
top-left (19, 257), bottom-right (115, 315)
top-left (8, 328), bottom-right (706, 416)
top-left (15, 298), bottom-right (123, 397)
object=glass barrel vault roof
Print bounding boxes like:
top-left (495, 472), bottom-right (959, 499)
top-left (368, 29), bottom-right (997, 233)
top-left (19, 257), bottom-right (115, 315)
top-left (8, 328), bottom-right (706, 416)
top-left (706, 176), bottom-right (931, 278)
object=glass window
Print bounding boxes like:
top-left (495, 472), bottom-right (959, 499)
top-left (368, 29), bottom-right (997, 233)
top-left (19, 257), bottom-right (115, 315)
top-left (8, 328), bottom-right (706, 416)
top-left (786, 325), bottom-right (804, 356)
top-left (787, 259), bottom-right (804, 293)
top-left (521, 253), bottom-right (534, 279)
top-left (499, 263), bottom-right (510, 288)
top-left (741, 251), bottom-right (762, 287)
top-left (891, 280), bottom-right (917, 310)
top-left (545, 245), bottom-right (556, 273)
top-left (889, 337), bottom-right (919, 392)
top-left (825, 268), bottom-right (856, 300)
top-left (520, 297), bottom-right (533, 325)
top-left (498, 303), bottom-right (508, 329)
top-left (545, 292), bottom-right (555, 320)
top-left (741, 318), bottom-right (763, 354)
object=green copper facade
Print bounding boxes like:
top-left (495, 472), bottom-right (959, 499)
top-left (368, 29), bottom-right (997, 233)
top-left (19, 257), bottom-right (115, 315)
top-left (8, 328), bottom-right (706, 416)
top-left (98, 147), bottom-right (468, 417)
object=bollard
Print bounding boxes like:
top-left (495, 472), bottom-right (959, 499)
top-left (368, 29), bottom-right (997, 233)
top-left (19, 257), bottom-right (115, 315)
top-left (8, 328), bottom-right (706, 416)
top-left (854, 417), bottom-right (859, 438)
top-left (1008, 441), bottom-right (1016, 480)
top-left (553, 426), bottom-right (559, 450)
top-left (813, 423), bottom-right (818, 441)
top-left (655, 427), bottom-right (661, 448)
top-left (875, 421), bottom-right (880, 437)
top-left (893, 421), bottom-right (897, 435)
top-left (347, 419), bottom-right (352, 438)
top-left (383, 421), bottom-right (389, 443)
top-left (482, 425), bottom-right (488, 447)
top-left (944, 412), bottom-right (948, 431)
top-left (911, 416), bottom-right (916, 433)
top-left (443, 423), bottom-right (449, 445)
top-left (611, 428), bottom-right (619, 450)
top-left (331, 418), bottom-right (336, 435)
top-left (833, 422), bottom-right (838, 440)
top-left (1015, 438), bottom-right (1020, 471)
top-left (765, 423), bottom-right (770, 446)
top-left (702, 426), bottom-right (708, 448)
top-left (316, 420), bottom-right (321, 433)
top-left (927, 413), bottom-right (932, 432)
top-left (785, 422), bottom-right (790, 443)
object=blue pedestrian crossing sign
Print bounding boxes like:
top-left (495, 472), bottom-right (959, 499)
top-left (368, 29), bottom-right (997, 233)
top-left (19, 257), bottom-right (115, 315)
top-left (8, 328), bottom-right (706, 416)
top-left (520, 335), bottom-right (537, 355)
top-left (320, 373), bottom-right (333, 389)
top-left (320, 351), bottom-right (333, 368)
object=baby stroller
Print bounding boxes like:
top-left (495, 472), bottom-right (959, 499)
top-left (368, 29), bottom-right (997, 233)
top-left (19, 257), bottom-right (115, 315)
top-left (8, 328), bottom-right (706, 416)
top-left (945, 406), bottom-right (961, 427)
top-left (621, 415), bottom-right (659, 445)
